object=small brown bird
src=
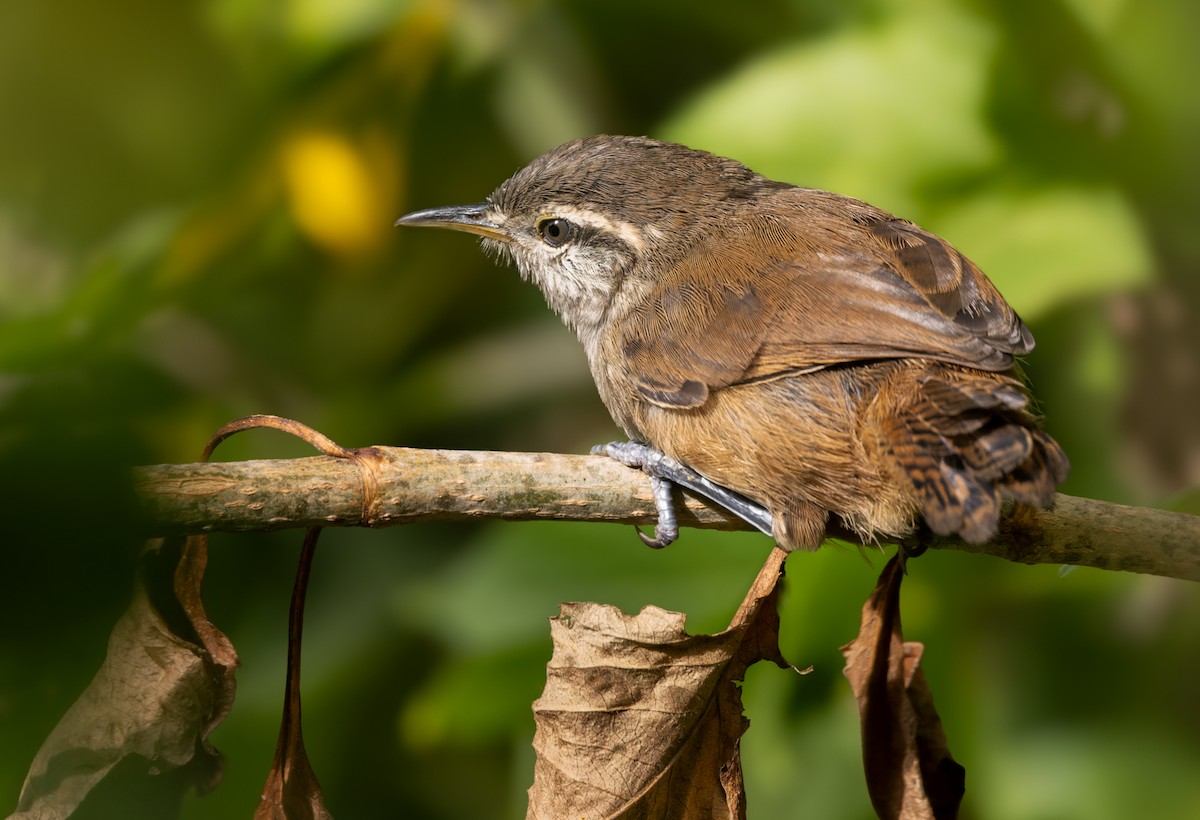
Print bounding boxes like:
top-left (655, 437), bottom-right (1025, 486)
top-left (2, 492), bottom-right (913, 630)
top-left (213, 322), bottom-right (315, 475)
top-left (399, 135), bottom-right (1069, 551)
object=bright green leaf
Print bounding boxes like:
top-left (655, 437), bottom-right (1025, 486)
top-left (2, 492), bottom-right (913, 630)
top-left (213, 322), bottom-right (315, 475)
top-left (931, 183), bottom-right (1153, 320)
top-left (663, 4), bottom-right (998, 214)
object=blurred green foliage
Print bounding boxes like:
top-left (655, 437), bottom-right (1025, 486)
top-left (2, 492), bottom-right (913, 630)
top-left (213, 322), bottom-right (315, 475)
top-left (2, 0), bottom-right (1198, 817)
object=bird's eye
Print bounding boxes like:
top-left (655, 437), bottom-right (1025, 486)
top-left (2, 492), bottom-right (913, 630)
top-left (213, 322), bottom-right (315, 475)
top-left (537, 217), bottom-right (575, 247)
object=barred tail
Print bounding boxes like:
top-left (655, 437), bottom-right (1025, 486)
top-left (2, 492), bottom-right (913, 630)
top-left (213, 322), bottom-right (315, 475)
top-left (882, 369), bottom-right (1070, 543)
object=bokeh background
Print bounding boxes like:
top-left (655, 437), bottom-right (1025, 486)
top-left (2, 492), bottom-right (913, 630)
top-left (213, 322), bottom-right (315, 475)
top-left (2, 0), bottom-right (1199, 817)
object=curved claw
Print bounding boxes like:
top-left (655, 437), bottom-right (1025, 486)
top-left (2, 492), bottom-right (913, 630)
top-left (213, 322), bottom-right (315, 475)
top-left (897, 526), bottom-right (932, 574)
top-left (636, 527), bottom-right (671, 549)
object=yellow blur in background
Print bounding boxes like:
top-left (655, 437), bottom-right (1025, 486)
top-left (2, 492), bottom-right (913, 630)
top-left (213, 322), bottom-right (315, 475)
top-left (281, 129), bottom-right (398, 260)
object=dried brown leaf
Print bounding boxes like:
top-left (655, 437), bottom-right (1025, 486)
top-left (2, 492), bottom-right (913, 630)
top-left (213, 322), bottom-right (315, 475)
top-left (175, 534), bottom-right (239, 785)
top-left (256, 752), bottom-right (332, 820)
top-left (254, 529), bottom-right (332, 820)
top-left (12, 539), bottom-right (237, 817)
top-left (12, 416), bottom-right (342, 818)
top-left (527, 547), bottom-right (794, 820)
top-left (842, 554), bottom-right (964, 820)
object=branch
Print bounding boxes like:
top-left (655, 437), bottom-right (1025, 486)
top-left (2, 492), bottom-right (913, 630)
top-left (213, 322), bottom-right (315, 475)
top-left (132, 447), bottom-right (1200, 582)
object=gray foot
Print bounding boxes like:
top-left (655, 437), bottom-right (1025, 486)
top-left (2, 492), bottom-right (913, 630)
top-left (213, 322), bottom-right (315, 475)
top-left (592, 440), bottom-right (774, 548)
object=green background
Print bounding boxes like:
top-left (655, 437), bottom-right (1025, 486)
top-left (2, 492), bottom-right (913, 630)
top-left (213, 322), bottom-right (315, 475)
top-left (2, 0), bottom-right (1198, 817)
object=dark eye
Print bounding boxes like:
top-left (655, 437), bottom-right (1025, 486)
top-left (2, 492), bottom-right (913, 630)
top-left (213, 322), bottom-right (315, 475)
top-left (537, 217), bottom-right (575, 247)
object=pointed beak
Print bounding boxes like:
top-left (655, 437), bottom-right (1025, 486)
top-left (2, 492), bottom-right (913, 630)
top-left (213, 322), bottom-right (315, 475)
top-left (395, 202), bottom-right (508, 241)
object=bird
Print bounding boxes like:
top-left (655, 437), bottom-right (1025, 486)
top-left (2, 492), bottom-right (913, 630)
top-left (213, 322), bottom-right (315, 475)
top-left (397, 135), bottom-right (1070, 552)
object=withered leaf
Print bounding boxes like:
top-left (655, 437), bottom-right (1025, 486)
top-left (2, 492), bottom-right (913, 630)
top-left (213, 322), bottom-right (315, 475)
top-left (175, 533), bottom-right (240, 780)
top-left (527, 547), bottom-right (794, 820)
top-left (256, 745), bottom-right (331, 820)
top-left (12, 538), bottom-right (237, 818)
top-left (254, 529), bottom-right (332, 820)
top-left (842, 554), bottom-right (964, 820)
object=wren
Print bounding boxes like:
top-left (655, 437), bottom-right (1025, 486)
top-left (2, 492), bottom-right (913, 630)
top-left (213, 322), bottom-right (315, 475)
top-left (398, 135), bottom-right (1069, 551)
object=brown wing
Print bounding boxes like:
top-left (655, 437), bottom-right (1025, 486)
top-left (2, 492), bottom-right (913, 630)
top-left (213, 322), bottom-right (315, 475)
top-left (863, 217), bottom-right (1032, 356)
top-left (623, 206), bottom-right (1033, 409)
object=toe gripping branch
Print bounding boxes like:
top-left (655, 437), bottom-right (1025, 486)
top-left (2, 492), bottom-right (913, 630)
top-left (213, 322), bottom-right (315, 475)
top-left (592, 441), bottom-right (774, 548)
